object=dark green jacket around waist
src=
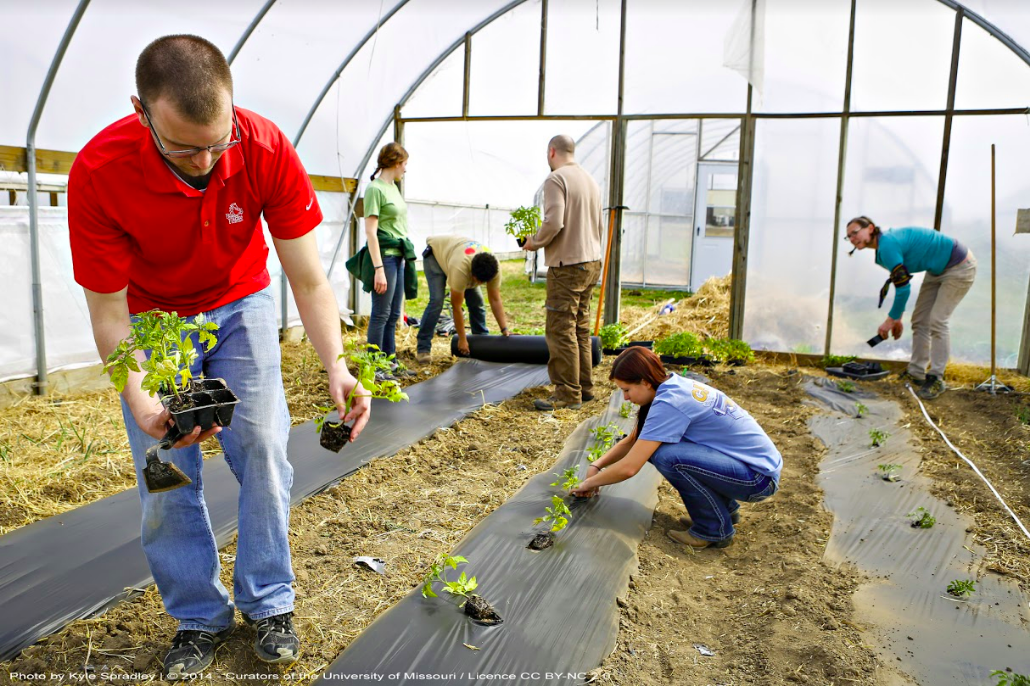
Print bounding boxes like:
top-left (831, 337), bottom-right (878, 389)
top-left (345, 232), bottom-right (418, 300)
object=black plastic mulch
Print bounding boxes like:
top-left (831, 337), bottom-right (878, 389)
top-left (0, 359), bottom-right (550, 663)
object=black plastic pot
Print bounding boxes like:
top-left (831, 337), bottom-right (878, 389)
top-left (658, 354), bottom-right (714, 367)
top-left (161, 378), bottom-right (240, 435)
top-left (602, 340), bottom-right (654, 356)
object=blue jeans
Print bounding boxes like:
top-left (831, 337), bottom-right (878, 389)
top-left (120, 288), bottom-right (293, 633)
top-left (416, 252), bottom-right (488, 354)
top-left (367, 254), bottom-right (405, 356)
top-left (650, 440), bottom-right (778, 542)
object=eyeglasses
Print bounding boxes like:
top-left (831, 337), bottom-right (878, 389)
top-left (845, 227), bottom-right (865, 240)
top-left (140, 100), bottom-right (241, 159)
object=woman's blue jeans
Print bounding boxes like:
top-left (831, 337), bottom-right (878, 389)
top-left (367, 254), bottom-right (405, 356)
top-left (650, 440), bottom-right (778, 542)
top-left (120, 288), bottom-right (293, 633)
top-left (416, 252), bottom-right (488, 354)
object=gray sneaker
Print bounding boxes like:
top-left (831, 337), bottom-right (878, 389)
top-left (244, 611), bottom-right (300, 664)
top-left (917, 375), bottom-right (946, 400)
top-left (163, 620), bottom-right (235, 680)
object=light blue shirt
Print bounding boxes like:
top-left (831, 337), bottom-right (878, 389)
top-left (638, 374), bottom-right (783, 481)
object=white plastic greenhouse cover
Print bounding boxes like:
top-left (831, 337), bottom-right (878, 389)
top-left (1, 0), bottom-right (1029, 383)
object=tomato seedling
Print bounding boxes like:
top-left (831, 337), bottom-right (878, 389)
top-left (908, 507), bottom-right (936, 528)
top-left (947, 578), bottom-right (976, 598)
top-left (550, 466), bottom-right (580, 491)
top-left (991, 670), bottom-right (1030, 686)
top-left (504, 205), bottom-right (542, 242)
top-left (855, 402), bottom-right (868, 418)
top-left (869, 428), bottom-right (890, 447)
top-left (877, 463), bottom-right (902, 482)
top-left (619, 401), bottom-right (634, 419)
top-left (104, 310), bottom-right (219, 400)
top-left (835, 380), bottom-right (856, 393)
top-left (534, 494), bottom-right (573, 532)
top-left (599, 323), bottom-right (629, 350)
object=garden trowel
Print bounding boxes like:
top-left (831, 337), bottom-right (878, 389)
top-left (142, 425), bottom-right (192, 493)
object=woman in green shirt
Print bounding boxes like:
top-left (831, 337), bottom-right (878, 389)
top-left (363, 143), bottom-right (410, 361)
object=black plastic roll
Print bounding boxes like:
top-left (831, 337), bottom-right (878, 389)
top-left (450, 334), bottom-right (601, 367)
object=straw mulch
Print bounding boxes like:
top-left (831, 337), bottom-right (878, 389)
top-left (622, 275), bottom-right (731, 342)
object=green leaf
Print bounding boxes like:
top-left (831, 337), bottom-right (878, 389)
top-left (109, 365), bottom-right (128, 393)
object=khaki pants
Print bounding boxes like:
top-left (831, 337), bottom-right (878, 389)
top-left (544, 261), bottom-right (602, 403)
top-left (908, 251), bottom-right (977, 378)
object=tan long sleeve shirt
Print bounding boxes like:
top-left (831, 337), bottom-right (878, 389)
top-left (531, 162), bottom-right (604, 268)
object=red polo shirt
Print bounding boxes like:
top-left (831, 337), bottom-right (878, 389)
top-left (68, 107), bottom-right (322, 315)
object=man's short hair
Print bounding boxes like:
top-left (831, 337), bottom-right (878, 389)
top-left (136, 35), bottom-right (233, 124)
top-left (548, 135), bottom-right (575, 155)
top-left (470, 252), bottom-right (499, 284)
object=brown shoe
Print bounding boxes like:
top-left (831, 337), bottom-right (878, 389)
top-left (679, 511), bottom-right (740, 528)
top-left (533, 397), bottom-right (582, 411)
top-left (415, 351), bottom-right (432, 365)
top-left (666, 529), bottom-right (733, 549)
top-left (582, 392), bottom-right (595, 402)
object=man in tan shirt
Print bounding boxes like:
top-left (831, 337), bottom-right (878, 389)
top-left (523, 135), bottom-right (604, 410)
top-left (416, 235), bottom-right (510, 364)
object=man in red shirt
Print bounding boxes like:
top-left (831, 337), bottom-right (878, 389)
top-left (68, 35), bottom-right (369, 679)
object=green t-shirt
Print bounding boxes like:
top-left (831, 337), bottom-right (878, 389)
top-left (363, 179), bottom-right (408, 256)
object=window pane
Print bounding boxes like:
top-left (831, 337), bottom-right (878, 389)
top-left (758, 0), bottom-right (850, 113)
top-left (850, 0), bottom-right (955, 112)
top-left (544, 0), bottom-right (620, 115)
top-left (744, 118), bottom-right (840, 353)
top-left (831, 116), bottom-right (944, 359)
top-left (955, 17), bottom-right (1030, 110)
top-left (470, 0), bottom-right (542, 116)
top-left (624, 0), bottom-right (746, 115)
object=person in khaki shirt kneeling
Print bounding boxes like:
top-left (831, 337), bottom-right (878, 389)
top-left (523, 135), bottom-right (604, 411)
top-left (416, 236), bottom-right (511, 363)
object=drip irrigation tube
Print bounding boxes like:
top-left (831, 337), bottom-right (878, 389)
top-left (906, 384), bottom-right (1030, 542)
top-left (318, 394), bottom-right (662, 685)
top-left (0, 360), bottom-right (549, 663)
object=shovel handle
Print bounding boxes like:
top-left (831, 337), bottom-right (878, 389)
top-left (144, 424), bottom-right (186, 465)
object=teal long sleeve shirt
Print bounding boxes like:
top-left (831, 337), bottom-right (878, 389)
top-left (874, 227), bottom-right (957, 320)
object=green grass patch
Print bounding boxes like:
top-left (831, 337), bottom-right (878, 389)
top-left (404, 260), bottom-right (687, 335)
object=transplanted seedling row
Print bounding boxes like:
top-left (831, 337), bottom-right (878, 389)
top-left (420, 554), bottom-right (502, 625)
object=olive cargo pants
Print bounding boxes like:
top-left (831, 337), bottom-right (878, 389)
top-left (544, 261), bottom-right (602, 404)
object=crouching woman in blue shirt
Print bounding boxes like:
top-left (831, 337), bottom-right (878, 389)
top-left (571, 347), bottom-right (782, 549)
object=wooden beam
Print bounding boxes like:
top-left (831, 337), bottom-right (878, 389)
top-left (0, 145), bottom-right (357, 194)
top-left (0, 145), bottom-right (77, 174)
top-left (308, 175), bottom-right (357, 193)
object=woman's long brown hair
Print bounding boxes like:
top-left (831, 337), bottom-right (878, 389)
top-left (609, 347), bottom-right (669, 438)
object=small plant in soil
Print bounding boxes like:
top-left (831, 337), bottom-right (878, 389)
top-left (992, 670), bottom-right (1030, 686)
top-left (504, 205), bottom-right (542, 246)
top-left (654, 331), bottom-right (704, 359)
top-left (835, 379), bottom-right (856, 393)
top-left (619, 401), bottom-right (634, 419)
top-left (421, 554), bottom-right (502, 624)
top-left (550, 466), bottom-right (580, 491)
top-left (877, 463), bottom-right (902, 482)
top-left (1016, 406), bottom-right (1030, 426)
top-left (104, 309), bottom-right (219, 402)
top-left (534, 494), bottom-right (573, 532)
top-left (869, 428), bottom-right (890, 447)
top-left (947, 578), bottom-right (976, 598)
top-left (855, 402), bottom-right (868, 418)
top-left (317, 341), bottom-right (409, 452)
top-left (908, 507), bottom-right (936, 528)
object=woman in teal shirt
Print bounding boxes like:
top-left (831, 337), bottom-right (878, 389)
top-left (846, 216), bottom-right (976, 399)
